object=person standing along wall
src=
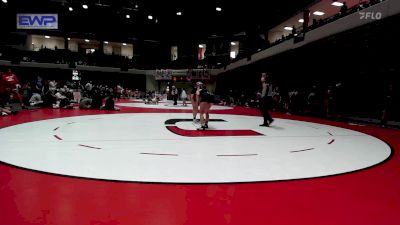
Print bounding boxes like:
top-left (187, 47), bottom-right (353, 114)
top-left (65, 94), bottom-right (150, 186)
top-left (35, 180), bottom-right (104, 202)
top-left (171, 86), bottom-right (179, 106)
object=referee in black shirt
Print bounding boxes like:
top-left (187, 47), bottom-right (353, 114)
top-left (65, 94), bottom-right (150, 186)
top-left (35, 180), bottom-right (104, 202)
top-left (260, 73), bottom-right (274, 127)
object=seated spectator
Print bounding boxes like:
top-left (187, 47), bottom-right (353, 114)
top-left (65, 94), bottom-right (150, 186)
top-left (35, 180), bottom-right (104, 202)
top-left (0, 94), bottom-right (13, 116)
top-left (21, 83), bottom-right (32, 105)
top-left (101, 94), bottom-right (120, 111)
top-left (238, 92), bottom-right (246, 106)
top-left (48, 80), bottom-right (57, 93)
top-left (90, 88), bottom-right (103, 109)
top-left (134, 89), bottom-right (140, 99)
top-left (42, 86), bottom-right (56, 108)
top-left (54, 89), bottom-right (73, 109)
top-left (34, 75), bottom-right (44, 94)
top-left (79, 97), bottom-right (92, 109)
top-left (29, 93), bottom-right (43, 107)
top-left (144, 92), bottom-right (159, 105)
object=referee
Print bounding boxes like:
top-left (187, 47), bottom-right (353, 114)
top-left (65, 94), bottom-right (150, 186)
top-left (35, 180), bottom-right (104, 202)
top-left (259, 72), bottom-right (274, 127)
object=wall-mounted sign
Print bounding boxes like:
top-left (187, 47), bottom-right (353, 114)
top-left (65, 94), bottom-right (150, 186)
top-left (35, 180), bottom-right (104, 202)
top-left (17, 14), bottom-right (58, 29)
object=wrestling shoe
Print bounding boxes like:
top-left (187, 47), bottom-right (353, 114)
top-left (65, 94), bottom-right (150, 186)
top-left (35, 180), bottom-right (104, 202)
top-left (197, 126), bottom-right (206, 130)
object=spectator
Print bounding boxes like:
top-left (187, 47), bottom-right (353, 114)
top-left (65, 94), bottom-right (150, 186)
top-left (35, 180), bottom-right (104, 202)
top-left (334, 82), bottom-right (345, 118)
top-left (54, 88), bottom-right (73, 109)
top-left (72, 81), bottom-right (82, 103)
top-left (369, 0), bottom-right (380, 5)
top-left (42, 86), bottom-right (56, 108)
top-left (21, 83), bottom-right (32, 106)
top-left (312, 19), bottom-right (318, 28)
top-left (1, 69), bottom-right (22, 105)
top-left (1, 69), bottom-right (20, 93)
top-left (272, 86), bottom-right (281, 111)
top-left (0, 93), bottom-right (14, 116)
top-left (134, 89), bottom-right (140, 99)
top-left (34, 75), bottom-right (44, 94)
top-left (181, 88), bottom-right (188, 106)
top-left (90, 88), bottom-right (103, 109)
top-left (228, 90), bottom-right (235, 106)
top-left (85, 81), bottom-right (93, 94)
top-left (79, 97), bottom-right (92, 109)
top-left (29, 93), bottom-right (43, 107)
top-left (49, 80), bottom-right (57, 93)
top-left (324, 86), bottom-right (334, 117)
top-left (340, 2), bottom-right (348, 15)
top-left (380, 84), bottom-right (395, 127)
top-left (307, 85), bottom-right (321, 116)
top-left (171, 86), bottom-right (179, 105)
top-left (281, 88), bottom-right (290, 114)
top-left (116, 84), bottom-right (123, 99)
top-left (101, 93), bottom-right (120, 111)
top-left (292, 26), bottom-right (297, 36)
top-left (288, 88), bottom-right (298, 114)
top-left (238, 92), bottom-right (246, 106)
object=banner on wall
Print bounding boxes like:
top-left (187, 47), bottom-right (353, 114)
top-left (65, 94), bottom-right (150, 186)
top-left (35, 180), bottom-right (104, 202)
top-left (155, 69), bottom-right (173, 80)
top-left (187, 69), bottom-right (211, 80)
top-left (154, 69), bottom-right (211, 81)
top-left (17, 14), bottom-right (58, 29)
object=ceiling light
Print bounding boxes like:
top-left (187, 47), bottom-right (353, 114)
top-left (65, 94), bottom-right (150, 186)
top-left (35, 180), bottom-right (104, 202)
top-left (104, 41), bottom-right (109, 44)
top-left (44, 36), bottom-right (51, 39)
top-left (82, 4), bottom-right (88, 9)
top-left (284, 26), bottom-right (293, 31)
top-left (313, 11), bottom-right (325, 16)
top-left (230, 42), bottom-right (236, 46)
top-left (68, 6), bottom-right (73, 11)
top-left (216, 7), bottom-right (222, 12)
top-left (148, 15), bottom-right (153, 20)
top-left (2, 0), bottom-right (7, 3)
top-left (122, 43), bottom-right (127, 46)
top-left (135, 3), bottom-right (138, 8)
top-left (331, 1), bottom-right (344, 7)
top-left (126, 14), bottom-right (130, 19)
top-left (176, 11), bottom-right (182, 16)
top-left (199, 44), bottom-right (204, 48)
top-left (67, 38), bottom-right (71, 40)
top-left (298, 18), bottom-right (304, 23)
top-left (84, 39), bottom-right (90, 43)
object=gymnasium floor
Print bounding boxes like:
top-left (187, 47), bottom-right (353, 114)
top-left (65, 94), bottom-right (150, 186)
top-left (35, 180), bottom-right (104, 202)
top-left (1, 100), bottom-right (399, 225)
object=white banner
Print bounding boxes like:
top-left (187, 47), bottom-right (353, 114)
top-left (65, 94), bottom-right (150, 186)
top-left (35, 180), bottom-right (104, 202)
top-left (155, 69), bottom-right (172, 80)
top-left (187, 69), bottom-right (211, 80)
